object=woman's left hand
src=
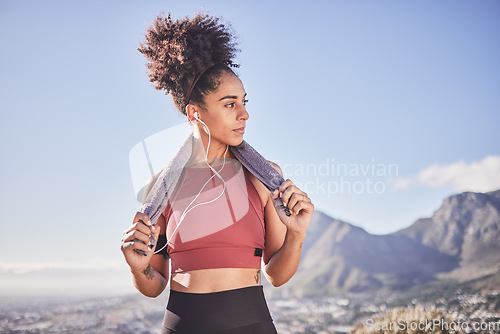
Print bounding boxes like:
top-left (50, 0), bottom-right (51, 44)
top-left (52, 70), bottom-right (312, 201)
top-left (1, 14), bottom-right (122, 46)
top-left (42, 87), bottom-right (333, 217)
top-left (271, 179), bottom-right (314, 234)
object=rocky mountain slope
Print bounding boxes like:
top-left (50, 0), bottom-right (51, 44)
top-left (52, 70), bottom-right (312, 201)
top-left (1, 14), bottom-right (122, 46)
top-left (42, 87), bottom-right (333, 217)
top-left (282, 189), bottom-right (500, 296)
top-left (396, 190), bottom-right (500, 281)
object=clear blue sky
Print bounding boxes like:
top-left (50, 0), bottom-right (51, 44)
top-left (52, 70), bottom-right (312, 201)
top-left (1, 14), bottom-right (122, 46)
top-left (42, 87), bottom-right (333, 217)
top-left (1, 0), bottom-right (499, 282)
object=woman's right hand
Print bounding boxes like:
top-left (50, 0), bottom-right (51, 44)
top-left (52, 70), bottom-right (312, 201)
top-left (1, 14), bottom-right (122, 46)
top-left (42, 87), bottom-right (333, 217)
top-left (120, 212), bottom-right (161, 273)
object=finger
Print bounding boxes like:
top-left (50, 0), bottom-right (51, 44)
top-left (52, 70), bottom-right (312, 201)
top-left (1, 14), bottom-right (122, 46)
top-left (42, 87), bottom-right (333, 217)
top-left (270, 188), bottom-right (292, 216)
top-left (143, 224), bottom-right (161, 250)
top-left (132, 229), bottom-right (152, 245)
top-left (122, 221), bottom-right (149, 238)
top-left (297, 192), bottom-right (311, 202)
top-left (124, 225), bottom-right (151, 245)
top-left (270, 189), bottom-right (280, 200)
top-left (123, 217), bottom-right (152, 237)
top-left (122, 239), bottom-right (149, 253)
top-left (278, 179), bottom-right (295, 205)
top-left (281, 184), bottom-right (305, 208)
top-left (133, 239), bottom-right (149, 252)
top-left (286, 191), bottom-right (308, 213)
top-left (131, 220), bottom-right (153, 236)
top-left (291, 200), bottom-right (315, 215)
top-left (133, 211), bottom-right (151, 227)
top-left (151, 224), bottom-right (161, 241)
top-left (278, 179), bottom-right (294, 195)
top-left (122, 229), bottom-right (152, 245)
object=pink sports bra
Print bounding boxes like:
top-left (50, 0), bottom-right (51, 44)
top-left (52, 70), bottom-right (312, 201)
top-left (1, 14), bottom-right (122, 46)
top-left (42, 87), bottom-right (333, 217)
top-left (162, 159), bottom-right (265, 273)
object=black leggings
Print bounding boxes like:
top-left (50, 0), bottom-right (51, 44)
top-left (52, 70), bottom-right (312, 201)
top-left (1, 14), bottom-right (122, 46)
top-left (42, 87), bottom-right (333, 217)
top-left (161, 285), bottom-right (277, 334)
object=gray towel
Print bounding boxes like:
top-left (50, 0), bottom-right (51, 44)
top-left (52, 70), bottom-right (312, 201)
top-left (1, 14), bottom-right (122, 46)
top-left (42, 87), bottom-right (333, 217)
top-left (137, 131), bottom-right (290, 255)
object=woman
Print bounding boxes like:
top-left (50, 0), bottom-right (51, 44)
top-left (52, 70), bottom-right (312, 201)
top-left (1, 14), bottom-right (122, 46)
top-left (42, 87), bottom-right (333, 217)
top-left (121, 12), bottom-right (314, 333)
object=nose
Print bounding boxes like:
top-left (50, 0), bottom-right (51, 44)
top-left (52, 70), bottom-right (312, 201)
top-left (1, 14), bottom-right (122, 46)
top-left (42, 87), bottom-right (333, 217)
top-left (238, 104), bottom-right (249, 121)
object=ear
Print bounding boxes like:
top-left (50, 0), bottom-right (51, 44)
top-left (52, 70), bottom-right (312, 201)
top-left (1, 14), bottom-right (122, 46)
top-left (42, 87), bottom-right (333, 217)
top-left (186, 104), bottom-right (201, 122)
top-left (185, 104), bottom-right (195, 122)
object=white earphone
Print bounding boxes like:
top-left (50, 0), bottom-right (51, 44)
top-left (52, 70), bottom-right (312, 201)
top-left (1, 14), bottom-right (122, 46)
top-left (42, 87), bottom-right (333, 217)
top-left (153, 110), bottom-right (229, 254)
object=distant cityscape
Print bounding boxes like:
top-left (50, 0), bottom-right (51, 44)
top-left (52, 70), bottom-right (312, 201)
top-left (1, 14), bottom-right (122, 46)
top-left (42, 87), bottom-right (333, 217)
top-left (1, 289), bottom-right (498, 333)
top-left (2, 190), bottom-right (499, 333)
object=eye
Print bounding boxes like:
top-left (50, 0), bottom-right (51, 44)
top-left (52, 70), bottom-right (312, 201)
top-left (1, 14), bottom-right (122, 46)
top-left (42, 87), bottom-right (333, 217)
top-left (243, 99), bottom-right (249, 106)
top-left (225, 102), bottom-right (235, 108)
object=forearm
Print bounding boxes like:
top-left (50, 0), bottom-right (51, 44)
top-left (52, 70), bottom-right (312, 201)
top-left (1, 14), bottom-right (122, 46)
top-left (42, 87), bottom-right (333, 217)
top-left (264, 229), bottom-right (306, 287)
top-left (131, 264), bottom-right (167, 298)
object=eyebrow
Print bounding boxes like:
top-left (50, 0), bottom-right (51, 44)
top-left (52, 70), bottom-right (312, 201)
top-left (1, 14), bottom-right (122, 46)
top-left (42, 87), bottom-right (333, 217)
top-left (218, 93), bottom-right (247, 101)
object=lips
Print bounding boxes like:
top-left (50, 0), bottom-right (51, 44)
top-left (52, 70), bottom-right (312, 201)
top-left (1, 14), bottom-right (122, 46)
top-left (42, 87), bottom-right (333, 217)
top-left (233, 127), bottom-right (245, 134)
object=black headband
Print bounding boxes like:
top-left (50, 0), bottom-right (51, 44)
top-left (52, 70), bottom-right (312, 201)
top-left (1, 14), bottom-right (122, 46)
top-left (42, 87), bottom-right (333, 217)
top-left (184, 63), bottom-right (215, 107)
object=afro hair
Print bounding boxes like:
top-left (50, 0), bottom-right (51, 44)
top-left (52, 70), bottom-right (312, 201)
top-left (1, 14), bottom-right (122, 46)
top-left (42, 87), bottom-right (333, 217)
top-left (138, 12), bottom-right (240, 114)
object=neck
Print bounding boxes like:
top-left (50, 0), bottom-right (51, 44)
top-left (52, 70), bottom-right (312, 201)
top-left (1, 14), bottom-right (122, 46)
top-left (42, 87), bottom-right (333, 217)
top-left (193, 124), bottom-right (235, 164)
top-left (204, 140), bottom-right (232, 164)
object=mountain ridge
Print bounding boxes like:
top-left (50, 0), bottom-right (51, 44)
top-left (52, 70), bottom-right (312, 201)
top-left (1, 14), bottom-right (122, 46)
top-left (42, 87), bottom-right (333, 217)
top-left (282, 189), bottom-right (500, 296)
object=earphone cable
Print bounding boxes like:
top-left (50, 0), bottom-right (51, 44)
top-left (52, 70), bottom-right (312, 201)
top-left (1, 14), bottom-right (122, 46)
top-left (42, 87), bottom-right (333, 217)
top-left (153, 116), bottom-right (228, 254)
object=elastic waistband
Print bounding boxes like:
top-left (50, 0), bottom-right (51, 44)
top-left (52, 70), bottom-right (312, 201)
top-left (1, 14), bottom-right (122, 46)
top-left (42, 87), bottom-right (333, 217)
top-left (164, 285), bottom-right (273, 333)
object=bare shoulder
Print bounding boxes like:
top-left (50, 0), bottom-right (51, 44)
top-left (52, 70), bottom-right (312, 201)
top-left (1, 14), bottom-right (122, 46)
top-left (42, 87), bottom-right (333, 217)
top-left (246, 160), bottom-right (282, 209)
top-left (267, 160), bottom-right (283, 176)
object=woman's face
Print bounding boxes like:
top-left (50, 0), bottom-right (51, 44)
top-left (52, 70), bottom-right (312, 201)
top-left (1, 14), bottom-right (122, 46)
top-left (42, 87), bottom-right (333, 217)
top-left (195, 71), bottom-right (249, 147)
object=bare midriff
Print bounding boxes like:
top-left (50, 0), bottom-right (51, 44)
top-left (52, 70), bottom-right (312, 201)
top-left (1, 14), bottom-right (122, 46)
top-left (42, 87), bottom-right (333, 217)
top-left (170, 267), bottom-right (262, 293)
